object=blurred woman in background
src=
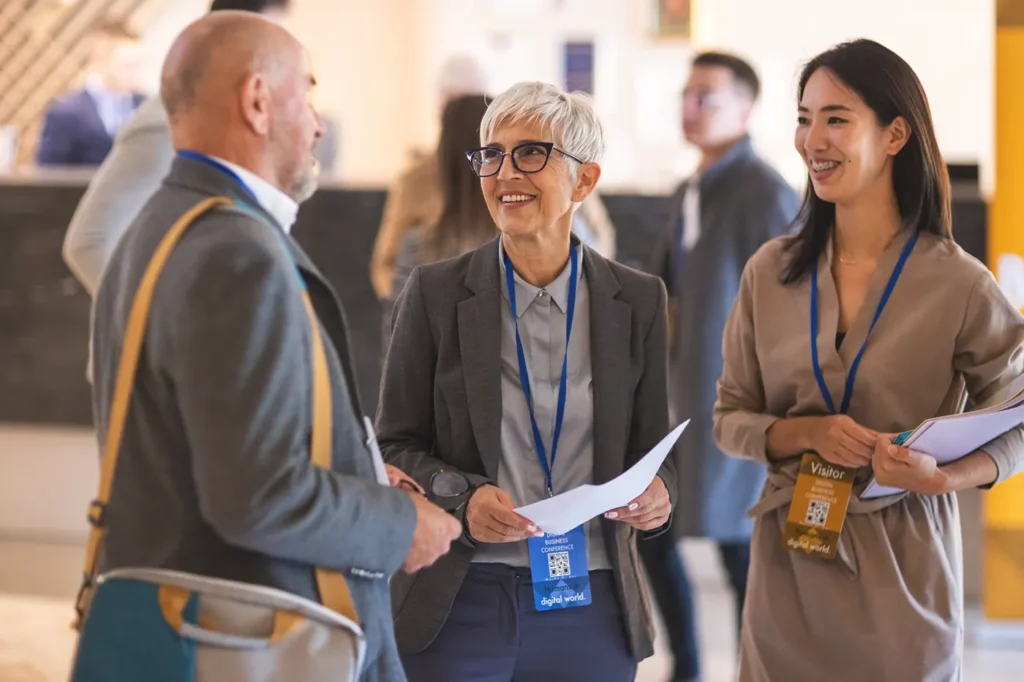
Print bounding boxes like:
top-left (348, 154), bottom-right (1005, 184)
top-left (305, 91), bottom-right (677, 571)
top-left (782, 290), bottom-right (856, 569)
top-left (379, 94), bottom-right (497, 351)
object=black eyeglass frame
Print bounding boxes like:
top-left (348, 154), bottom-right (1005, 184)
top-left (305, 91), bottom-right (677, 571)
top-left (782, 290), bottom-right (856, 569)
top-left (465, 141), bottom-right (587, 178)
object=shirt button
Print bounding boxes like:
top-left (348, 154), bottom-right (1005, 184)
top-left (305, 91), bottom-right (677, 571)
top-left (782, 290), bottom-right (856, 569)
top-left (539, 290), bottom-right (547, 298)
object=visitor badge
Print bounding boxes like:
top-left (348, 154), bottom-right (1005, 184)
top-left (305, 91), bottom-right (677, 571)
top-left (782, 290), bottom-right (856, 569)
top-left (784, 453), bottom-right (855, 560)
top-left (527, 524), bottom-right (591, 611)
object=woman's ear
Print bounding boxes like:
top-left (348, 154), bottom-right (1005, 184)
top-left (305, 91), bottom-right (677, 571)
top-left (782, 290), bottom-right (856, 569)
top-left (886, 116), bottom-right (911, 156)
top-left (572, 162), bottom-right (602, 203)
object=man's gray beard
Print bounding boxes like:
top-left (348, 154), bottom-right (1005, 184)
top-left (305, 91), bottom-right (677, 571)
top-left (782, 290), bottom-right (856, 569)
top-left (290, 159), bottom-right (320, 204)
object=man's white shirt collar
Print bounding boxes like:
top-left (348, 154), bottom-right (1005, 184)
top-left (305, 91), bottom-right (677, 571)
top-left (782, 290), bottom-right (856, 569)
top-left (210, 156), bottom-right (299, 234)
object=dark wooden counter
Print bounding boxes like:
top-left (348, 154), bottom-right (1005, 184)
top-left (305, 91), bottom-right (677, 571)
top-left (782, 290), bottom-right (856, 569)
top-left (0, 177), bottom-right (987, 426)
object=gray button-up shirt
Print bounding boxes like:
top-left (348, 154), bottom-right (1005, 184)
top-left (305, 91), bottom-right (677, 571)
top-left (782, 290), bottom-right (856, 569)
top-left (473, 239), bottom-right (611, 571)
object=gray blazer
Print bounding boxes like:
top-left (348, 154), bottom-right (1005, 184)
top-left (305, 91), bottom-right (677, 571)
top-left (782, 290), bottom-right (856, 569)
top-left (376, 238), bottom-right (676, 661)
top-left (91, 157), bottom-right (418, 682)
top-left (652, 136), bottom-right (800, 540)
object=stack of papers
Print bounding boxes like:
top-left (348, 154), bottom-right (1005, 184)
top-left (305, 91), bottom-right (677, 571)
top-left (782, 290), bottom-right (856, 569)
top-left (861, 377), bottom-right (1024, 499)
top-left (514, 422), bottom-right (688, 535)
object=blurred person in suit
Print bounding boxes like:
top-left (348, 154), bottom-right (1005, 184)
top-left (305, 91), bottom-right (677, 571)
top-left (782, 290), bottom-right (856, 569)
top-left (88, 12), bottom-right (460, 681)
top-left (643, 51), bottom-right (800, 682)
top-left (62, 0), bottom-right (295, 297)
top-left (36, 21), bottom-right (144, 167)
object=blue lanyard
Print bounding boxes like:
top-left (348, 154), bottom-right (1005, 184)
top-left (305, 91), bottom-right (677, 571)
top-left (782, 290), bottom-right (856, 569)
top-left (811, 232), bottom-right (918, 414)
top-left (503, 246), bottom-right (579, 496)
top-left (178, 151), bottom-right (304, 287)
top-left (177, 150), bottom-right (258, 202)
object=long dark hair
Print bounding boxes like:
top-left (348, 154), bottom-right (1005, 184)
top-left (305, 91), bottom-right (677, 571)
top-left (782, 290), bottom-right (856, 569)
top-left (781, 39), bottom-right (952, 284)
top-left (425, 94), bottom-right (496, 261)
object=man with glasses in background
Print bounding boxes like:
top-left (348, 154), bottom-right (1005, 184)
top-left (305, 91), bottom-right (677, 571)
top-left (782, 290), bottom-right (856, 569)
top-left (644, 51), bottom-right (800, 682)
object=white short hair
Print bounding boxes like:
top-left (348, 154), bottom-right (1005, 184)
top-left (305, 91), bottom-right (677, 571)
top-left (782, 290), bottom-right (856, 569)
top-left (480, 82), bottom-right (605, 165)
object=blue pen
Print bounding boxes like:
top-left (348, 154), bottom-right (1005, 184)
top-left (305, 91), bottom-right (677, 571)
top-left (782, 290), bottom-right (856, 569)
top-left (893, 431), bottom-right (912, 446)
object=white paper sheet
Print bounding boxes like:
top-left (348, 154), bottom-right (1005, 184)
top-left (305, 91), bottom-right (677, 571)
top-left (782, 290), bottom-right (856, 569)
top-left (514, 422), bottom-right (689, 535)
top-left (861, 401), bottom-right (1024, 499)
top-left (363, 416), bottom-right (391, 487)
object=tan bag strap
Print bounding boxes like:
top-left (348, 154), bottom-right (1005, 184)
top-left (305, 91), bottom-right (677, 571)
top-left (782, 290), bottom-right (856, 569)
top-left (75, 196), bottom-right (358, 626)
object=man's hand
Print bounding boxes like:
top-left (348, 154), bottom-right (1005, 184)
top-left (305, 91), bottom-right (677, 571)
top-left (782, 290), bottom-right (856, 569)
top-left (402, 492), bottom-right (461, 573)
top-left (386, 464), bottom-right (424, 494)
top-left (604, 475), bottom-right (671, 531)
top-left (872, 434), bottom-right (950, 496)
top-left (465, 485), bottom-right (543, 543)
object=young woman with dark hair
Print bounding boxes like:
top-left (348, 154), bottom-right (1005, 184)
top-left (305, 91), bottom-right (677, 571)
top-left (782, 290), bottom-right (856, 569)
top-left (378, 94), bottom-right (497, 354)
top-left (715, 39), bottom-right (1024, 681)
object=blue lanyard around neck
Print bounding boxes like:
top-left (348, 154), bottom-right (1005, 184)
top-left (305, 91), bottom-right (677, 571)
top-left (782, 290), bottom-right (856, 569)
top-left (503, 246), bottom-right (579, 497)
top-left (811, 231), bottom-right (918, 415)
top-left (177, 150), bottom-right (258, 202)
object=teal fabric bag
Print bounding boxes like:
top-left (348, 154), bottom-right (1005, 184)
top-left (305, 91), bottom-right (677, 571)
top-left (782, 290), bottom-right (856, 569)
top-left (72, 577), bottom-right (199, 682)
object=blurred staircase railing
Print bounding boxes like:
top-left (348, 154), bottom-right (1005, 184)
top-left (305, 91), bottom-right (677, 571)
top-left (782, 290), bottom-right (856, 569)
top-left (0, 0), bottom-right (165, 167)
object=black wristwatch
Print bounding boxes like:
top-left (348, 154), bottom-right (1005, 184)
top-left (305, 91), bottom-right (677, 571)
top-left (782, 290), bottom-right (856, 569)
top-left (429, 470), bottom-right (483, 544)
top-left (428, 470), bottom-right (473, 512)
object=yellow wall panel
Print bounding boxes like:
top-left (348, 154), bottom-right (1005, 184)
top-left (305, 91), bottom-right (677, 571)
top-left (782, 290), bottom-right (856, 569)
top-left (985, 25), bottom-right (1024, 620)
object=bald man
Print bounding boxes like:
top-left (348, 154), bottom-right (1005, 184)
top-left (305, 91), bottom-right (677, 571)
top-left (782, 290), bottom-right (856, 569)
top-left (88, 13), bottom-right (459, 682)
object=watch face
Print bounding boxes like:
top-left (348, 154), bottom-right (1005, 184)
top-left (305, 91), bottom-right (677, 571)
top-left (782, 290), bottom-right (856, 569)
top-left (431, 471), bottom-right (470, 498)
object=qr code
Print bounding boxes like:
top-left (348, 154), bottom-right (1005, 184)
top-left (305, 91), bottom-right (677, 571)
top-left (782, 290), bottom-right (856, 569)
top-left (805, 500), bottom-right (830, 528)
top-left (547, 551), bottom-right (571, 578)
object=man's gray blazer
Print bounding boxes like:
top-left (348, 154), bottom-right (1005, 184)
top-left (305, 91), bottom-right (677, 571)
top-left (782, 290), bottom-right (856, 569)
top-left (376, 238), bottom-right (676, 661)
top-left (91, 156), bottom-right (417, 682)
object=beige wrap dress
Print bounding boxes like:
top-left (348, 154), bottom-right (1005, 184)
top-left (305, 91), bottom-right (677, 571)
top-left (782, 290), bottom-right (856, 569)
top-left (714, 228), bottom-right (1024, 682)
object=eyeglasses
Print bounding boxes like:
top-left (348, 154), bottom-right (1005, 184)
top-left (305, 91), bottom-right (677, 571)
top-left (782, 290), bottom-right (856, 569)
top-left (681, 90), bottom-right (732, 110)
top-left (466, 142), bottom-right (585, 178)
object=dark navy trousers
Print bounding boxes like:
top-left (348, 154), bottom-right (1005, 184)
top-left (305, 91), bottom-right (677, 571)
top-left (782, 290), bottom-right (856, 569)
top-left (401, 563), bottom-right (637, 682)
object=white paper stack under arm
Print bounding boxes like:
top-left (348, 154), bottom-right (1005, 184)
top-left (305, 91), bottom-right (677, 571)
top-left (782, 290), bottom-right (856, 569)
top-left (861, 378), bottom-right (1024, 499)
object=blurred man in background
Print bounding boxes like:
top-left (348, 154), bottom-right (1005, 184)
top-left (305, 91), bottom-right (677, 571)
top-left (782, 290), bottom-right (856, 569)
top-left (643, 51), bottom-right (800, 682)
top-left (62, 0), bottom-right (294, 296)
top-left (36, 21), bottom-right (144, 167)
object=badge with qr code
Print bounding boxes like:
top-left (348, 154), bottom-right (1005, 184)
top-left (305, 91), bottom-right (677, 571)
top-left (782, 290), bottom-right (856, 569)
top-left (783, 453), bottom-right (855, 560)
top-left (527, 525), bottom-right (591, 611)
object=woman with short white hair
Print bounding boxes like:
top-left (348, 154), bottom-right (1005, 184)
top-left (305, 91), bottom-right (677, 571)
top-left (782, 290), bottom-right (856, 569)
top-left (376, 81), bottom-right (677, 681)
